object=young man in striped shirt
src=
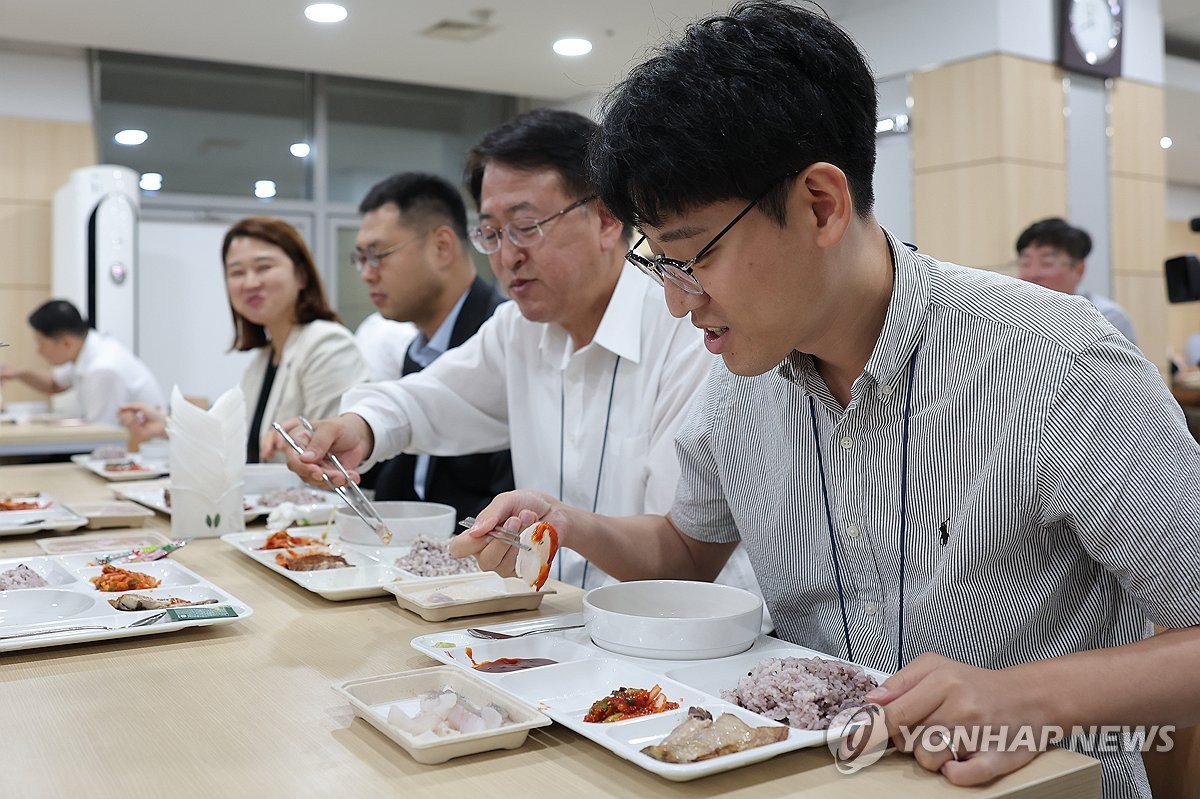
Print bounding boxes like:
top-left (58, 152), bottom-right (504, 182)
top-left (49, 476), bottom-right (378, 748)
top-left (455, 3), bottom-right (1200, 797)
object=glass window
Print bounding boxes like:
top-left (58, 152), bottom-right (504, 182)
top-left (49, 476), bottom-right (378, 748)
top-left (96, 52), bottom-right (311, 200)
top-left (326, 76), bottom-right (517, 206)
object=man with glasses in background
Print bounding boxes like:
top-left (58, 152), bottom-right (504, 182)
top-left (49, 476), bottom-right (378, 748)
top-left (1016, 217), bottom-right (1138, 345)
top-left (348, 172), bottom-right (513, 518)
top-left (276, 108), bottom-right (765, 604)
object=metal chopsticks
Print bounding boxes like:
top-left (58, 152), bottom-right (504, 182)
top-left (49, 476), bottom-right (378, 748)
top-left (458, 517), bottom-right (531, 551)
top-left (271, 420), bottom-right (394, 545)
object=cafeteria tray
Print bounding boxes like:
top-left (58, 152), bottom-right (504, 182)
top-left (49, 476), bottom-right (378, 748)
top-left (0, 552), bottom-right (253, 653)
top-left (0, 494), bottom-right (88, 536)
top-left (410, 618), bottom-right (890, 782)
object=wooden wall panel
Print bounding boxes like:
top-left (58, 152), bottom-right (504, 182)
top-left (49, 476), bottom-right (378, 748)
top-left (0, 118), bottom-right (95, 202)
top-left (912, 55), bottom-right (1065, 171)
top-left (0, 201), bottom-right (52, 288)
top-left (915, 161), bottom-right (1066, 269)
top-left (1108, 80), bottom-right (1166, 180)
top-left (0, 116), bottom-right (95, 407)
top-left (1107, 82), bottom-right (1168, 373)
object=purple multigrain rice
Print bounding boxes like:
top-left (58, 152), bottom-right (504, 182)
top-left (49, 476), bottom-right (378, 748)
top-left (720, 656), bottom-right (878, 730)
top-left (394, 535), bottom-right (479, 577)
top-left (0, 564), bottom-right (49, 591)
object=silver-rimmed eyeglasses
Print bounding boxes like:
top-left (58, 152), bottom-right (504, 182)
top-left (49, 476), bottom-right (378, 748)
top-left (627, 170), bottom-right (800, 295)
top-left (469, 195), bottom-right (596, 255)
top-left (351, 237), bottom-right (419, 274)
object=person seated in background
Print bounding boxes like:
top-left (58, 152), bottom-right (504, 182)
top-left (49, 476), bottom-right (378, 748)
top-left (271, 109), bottom-right (764, 609)
top-left (1186, 331), bottom-right (1200, 368)
top-left (0, 299), bottom-right (163, 426)
top-left (351, 171), bottom-right (513, 518)
top-left (120, 216), bottom-right (368, 463)
top-left (450, 4), bottom-right (1198, 796)
top-left (353, 312), bottom-right (416, 382)
top-left (1016, 217), bottom-right (1138, 345)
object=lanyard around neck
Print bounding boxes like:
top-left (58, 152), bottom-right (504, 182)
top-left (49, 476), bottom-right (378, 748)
top-left (558, 353), bottom-right (621, 587)
top-left (809, 345), bottom-right (920, 673)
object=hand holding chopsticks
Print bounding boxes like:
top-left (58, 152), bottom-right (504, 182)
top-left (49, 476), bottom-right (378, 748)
top-left (271, 417), bottom-right (395, 545)
top-left (458, 517), bottom-right (531, 552)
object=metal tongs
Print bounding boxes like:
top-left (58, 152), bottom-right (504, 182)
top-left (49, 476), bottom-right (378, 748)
top-left (271, 417), bottom-right (394, 545)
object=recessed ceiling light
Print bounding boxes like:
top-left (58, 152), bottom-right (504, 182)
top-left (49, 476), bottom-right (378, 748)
top-left (553, 38), bottom-right (592, 56)
top-left (114, 129), bottom-right (148, 146)
top-left (1160, 136), bottom-right (1173, 149)
top-left (305, 3), bottom-right (347, 23)
top-left (139, 172), bottom-right (163, 191)
top-left (289, 142), bottom-right (311, 158)
top-left (254, 180), bottom-right (277, 199)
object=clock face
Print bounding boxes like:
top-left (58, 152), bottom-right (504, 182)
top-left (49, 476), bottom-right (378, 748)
top-left (1069, 0), bottom-right (1121, 65)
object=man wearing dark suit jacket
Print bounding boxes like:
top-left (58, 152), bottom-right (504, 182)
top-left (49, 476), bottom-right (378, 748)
top-left (352, 172), bottom-right (513, 517)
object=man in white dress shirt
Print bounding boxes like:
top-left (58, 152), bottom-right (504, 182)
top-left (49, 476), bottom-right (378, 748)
top-left (353, 313), bottom-right (416, 382)
top-left (0, 299), bottom-right (163, 426)
top-left (274, 109), bottom-right (763, 602)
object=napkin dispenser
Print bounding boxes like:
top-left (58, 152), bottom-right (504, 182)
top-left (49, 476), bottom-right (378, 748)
top-left (167, 386), bottom-right (246, 538)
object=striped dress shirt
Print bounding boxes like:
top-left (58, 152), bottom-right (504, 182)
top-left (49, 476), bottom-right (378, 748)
top-left (671, 230), bottom-right (1200, 799)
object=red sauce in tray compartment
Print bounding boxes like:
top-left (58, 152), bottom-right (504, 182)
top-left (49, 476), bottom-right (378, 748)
top-left (472, 657), bottom-right (558, 673)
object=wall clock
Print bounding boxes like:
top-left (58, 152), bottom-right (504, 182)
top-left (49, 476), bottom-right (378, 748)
top-left (1059, 0), bottom-right (1123, 78)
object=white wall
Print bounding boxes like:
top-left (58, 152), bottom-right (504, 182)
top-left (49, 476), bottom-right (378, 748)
top-left (137, 219), bottom-right (255, 403)
top-left (0, 41), bottom-right (91, 122)
top-left (1168, 185), bottom-right (1200, 222)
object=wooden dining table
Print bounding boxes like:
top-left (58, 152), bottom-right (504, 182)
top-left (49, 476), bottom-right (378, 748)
top-left (0, 463), bottom-right (1100, 798)
top-left (0, 417), bottom-right (127, 459)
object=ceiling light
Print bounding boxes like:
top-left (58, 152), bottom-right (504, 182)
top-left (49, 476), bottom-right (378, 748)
top-left (1160, 136), bottom-right (1173, 149)
top-left (289, 142), bottom-right (311, 158)
top-left (254, 180), bottom-right (277, 199)
top-left (305, 3), bottom-right (347, 23)
top-left (553, 38), bottom-right (592, 56)
top-left (114, 129), bottom-right (148, 146)
top-left (139, 172), bottom-right (163, 191)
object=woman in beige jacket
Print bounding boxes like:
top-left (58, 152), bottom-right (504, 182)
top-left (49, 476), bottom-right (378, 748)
top-left (121, 217), bottom-right (368, 462)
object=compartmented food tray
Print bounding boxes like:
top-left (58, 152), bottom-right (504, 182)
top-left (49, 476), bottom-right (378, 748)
top-left (221, 528), bottom-right (501, 602)
top-left (113, 481), bottom-right (338, 523)
top-left (409, 617), bottom-right (890, 781)
top-left (334, 665), bottom-right (552, 764)
top-left (0, 552), bottom-right (253, 653)
top-left (0, 494), bottom-right (88, 536)
top-left (70, 453), bottom-right (169, 481)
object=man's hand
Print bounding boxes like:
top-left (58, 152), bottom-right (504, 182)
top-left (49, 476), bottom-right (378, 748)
top-left (267, 413), bottom-right (374, 487)
top-left (449, 490), bottom-right (564, 576)
top-left (868, 653), bottom-right (1044, 786)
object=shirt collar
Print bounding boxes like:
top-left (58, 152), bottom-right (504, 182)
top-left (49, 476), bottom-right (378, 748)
top-left (779, 228), bottom-right (930, 395)
top-left (74, 330), bottom-right (99, 368)
top-left (409, 288), bottom-right (470, 368)
top-left (539, 261), bottom-right (648, 366)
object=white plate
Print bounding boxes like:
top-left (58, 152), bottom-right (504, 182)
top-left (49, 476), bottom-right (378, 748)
top-left (221, 529), bottom-right (483, 601)
top-left (410, 618), bottom-right (889, 782)
top-left (0, 494), bottom-right (88, 536)
top-left (335, 665), bottom-right (552, 764)
top-left (70, 453), bottom-right (169, 482)
top-left (0, 553), bottom-right (253, 653)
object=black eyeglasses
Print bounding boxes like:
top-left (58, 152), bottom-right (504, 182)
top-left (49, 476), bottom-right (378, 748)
top-left (469, 195), bottom-right (596, 255)
top-left (626, 170), bottom-right (801, 295)
top-left (351, 237), bottom-right (420, 273)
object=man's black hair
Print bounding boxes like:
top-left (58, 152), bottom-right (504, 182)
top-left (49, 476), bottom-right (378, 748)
top-left (28, 299), bottom-right (89, 338)
top-left (358, 172), bottom-right (469, 241)
top-left (1015, 217), bottom-right (1092, 261)
top-left (463, 108), bottom-right (597, 207)
top-left (589, 0), bottom-right (878, 228)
